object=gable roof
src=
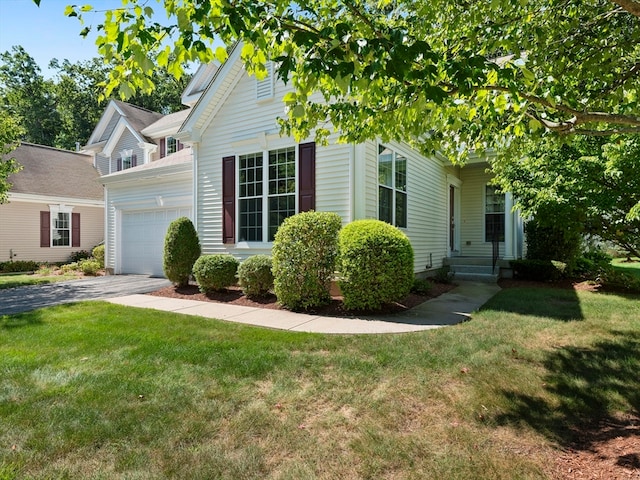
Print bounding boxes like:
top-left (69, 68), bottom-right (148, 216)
top-left (177, 44), bottom-right (245, 143)
top-left (181, 63), bottom-right (221, 107)
top-left (85, 100), bottom-right (163, 147)
top-left (141, 108), bottom-right (192, 138)
top-left (6, 143), bottom-right (103, 201)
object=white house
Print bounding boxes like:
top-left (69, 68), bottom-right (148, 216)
top-left (92, 44), bottom-right (524, 279)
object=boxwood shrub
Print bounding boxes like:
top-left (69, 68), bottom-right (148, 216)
top-left (193, 254), bottom-right (239, 293)
top-left (163, 217), bottom-right (201, 287)
top-left (338, 219), bottom-right (414, 311)
top-left (272, 211), bottom-right (342, 310)
top-left (238, 255), bottom-right (274, 298)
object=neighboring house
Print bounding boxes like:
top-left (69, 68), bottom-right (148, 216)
top-left (84, 64), bottom-right (219, 276)
top-left (95, 45), bottom-right (524, 279)
top-left (0, 143), bottom-right (104, 264)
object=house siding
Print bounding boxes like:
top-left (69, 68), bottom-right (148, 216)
top-left (95, 153), bottom-right (110, 176)
top-left (103, 173), bottom-right (192, 272)
top-left (459, 165), bottom-right (505, 257)
top-left (358, 140), bottom-right (450, 273)
top-left (195, 69), bottom-right (351, 260)
top-left (0, 200), bottom-right (104, 263)
top-left (110, 132), bottom-right (144, 173)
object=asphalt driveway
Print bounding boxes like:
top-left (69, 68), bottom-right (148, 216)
top-left (0, 275), bottom-right (171, 316)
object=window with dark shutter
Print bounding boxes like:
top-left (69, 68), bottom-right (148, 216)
top-left (298, 142), bottom-right (316, 212)
top-left (117, 157), bottom-right (122, 171)
top-left (160, 138), bottom-right (166, 158)
top-left (131, 154), bottom-right (137, 167)
top-left (72, 213), bottom-right (81, 247)
top-left (222, 155), bottom-right (236, 244)
top-left (40, 211), bottom-right (50, 247)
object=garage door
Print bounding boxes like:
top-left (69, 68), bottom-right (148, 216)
top-left (121, 207), bottom-right (192, 276)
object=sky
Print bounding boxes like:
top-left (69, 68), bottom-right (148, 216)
top-left (0, 0), bottom-right (167, 78)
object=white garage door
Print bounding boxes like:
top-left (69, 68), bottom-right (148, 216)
top-left (121, 207), bottom-right (192, 276)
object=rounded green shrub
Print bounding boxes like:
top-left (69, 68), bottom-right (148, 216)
top-left (92, 244), bottom-right (105, 268)
top-left (163, 217), bottom-right (201, 286)
top-left (272, 211), bottom-right (342, 310)
top-left (193, 254), bottom-right (239, 293)
top-left (338, 219), bottom-right (414, 311)
top-left (79, 259), bottom-right (101, 276)
top-left (238, 255), bottom-right (274, 298)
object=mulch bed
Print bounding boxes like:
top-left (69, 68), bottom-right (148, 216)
top-left (148, 282), bottom-right (457, 317)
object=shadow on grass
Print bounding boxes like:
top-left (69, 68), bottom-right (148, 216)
top-left (0, 309), bottom-right (45, 329)
top-left (495, 330), bottom-right (640, 451)
top-left (483, 286), bottom-right (584, 321)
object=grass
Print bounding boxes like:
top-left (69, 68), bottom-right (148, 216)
top-left (0, 273), bottom-right (79, 290)
top-left (1, 287), bottom-right (639, 479)
top-left (611, 257), bottom-right (640, 279)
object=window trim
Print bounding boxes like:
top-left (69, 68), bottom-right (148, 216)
top-left (236, 146), bottom-right (298, 245)
top-left (165, 136), bottom-right (178, 156)
top-left (377, 143), bottom-right (408, 228)
top-left (48, 204), bottom-right (73, 248)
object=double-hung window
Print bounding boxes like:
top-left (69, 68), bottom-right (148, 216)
top-left (238, 147), bottom-right (296, 242)
top-left (52, 212), bottom-right (70, 246)
top-left (165, 137), bottom-right (178, 156)
top-left (378, 144), bottom-right (407, 228)
top-left (485, 185), bottom-right (505, 242)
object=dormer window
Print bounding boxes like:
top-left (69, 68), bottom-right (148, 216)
top-left (256, 61), bottom-right (274, 101)
top-left (166, 137), bottom-right (178, 156)
top-left (117, 149), bottom-right (137, 171)
top-left (160, 137), bottom-right (183, 158)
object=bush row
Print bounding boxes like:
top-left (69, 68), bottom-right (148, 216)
top-left (0, 244), bottom-right (106, 275)
top-left (164, 213), bottom-right (418, 311)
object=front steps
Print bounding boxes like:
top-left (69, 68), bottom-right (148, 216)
top-left (443, 257), bottom-right (511, 283)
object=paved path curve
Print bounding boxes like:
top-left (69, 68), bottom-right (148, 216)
top-left (0, 275), bottom-right (171, 316)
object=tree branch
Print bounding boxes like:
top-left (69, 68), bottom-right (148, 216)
top-left (611, 0), bottom-right (640, 17)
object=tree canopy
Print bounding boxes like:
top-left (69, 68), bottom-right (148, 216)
top-left (0, 110), bottom-right (24, 204)
top-left (0, 46), bottom-right (191, 151)
top-left (61, 0), bottom-right (639, 161)
top-left (492, 135), bottom-right (640, 258)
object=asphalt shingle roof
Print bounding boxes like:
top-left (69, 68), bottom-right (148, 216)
top-left (6, 143), bottom-right (103, 201)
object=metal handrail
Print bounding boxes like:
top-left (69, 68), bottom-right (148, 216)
top-left (492, 231), bottom-right (500, 274)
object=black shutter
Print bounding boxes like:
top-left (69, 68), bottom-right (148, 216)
top-left (72, 213), bottom-right (81, 247)
top-left (298, 142), bottom-right (316, 212)
top-left (222, 156), bottom-right (236, 244)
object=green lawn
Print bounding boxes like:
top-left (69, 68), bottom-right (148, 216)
top-left (0, 273), bottom-right (79, 290)
top-left (612, 257), bottom-right (640, 279)
top-left (1, 287), bottom-right (638, 479)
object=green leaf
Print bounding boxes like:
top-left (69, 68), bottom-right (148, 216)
top-left (528, 118), bottom-right (542, 131)
top-left (292, 105), bottom-right (305, 118)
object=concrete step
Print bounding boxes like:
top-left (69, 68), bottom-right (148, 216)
top-left (450, 265), bottom-right (496, 275)
top-left (452, 272), bottom-right (499, 283)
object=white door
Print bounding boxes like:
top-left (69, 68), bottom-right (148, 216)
top-left (120, 207), bottom-right (192, 276)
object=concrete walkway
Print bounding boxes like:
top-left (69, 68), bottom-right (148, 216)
top-left (107, 281), bottom-right (501, 334)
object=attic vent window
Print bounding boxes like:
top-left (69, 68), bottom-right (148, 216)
top-left (256, 61), bottom-right (274, 101)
